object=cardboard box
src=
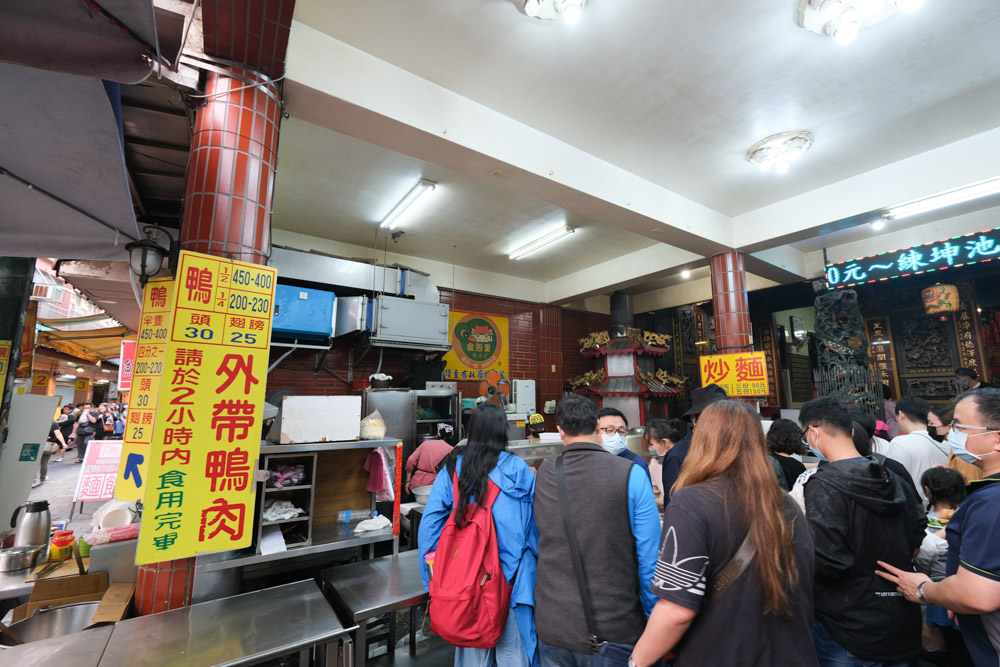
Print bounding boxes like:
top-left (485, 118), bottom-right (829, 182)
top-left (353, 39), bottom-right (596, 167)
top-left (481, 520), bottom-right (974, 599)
top-left (11, 573), bottom-right (134, 627)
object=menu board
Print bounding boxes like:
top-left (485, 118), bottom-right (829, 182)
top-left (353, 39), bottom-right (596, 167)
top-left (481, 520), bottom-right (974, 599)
top-left (136, 252), bottom-right (275, 565)
top-left (115, 279), bottom-right (175, 504)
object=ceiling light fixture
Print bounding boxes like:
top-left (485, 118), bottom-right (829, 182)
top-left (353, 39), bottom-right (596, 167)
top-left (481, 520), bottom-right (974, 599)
top-left (125, 225), bottom-right (177, 287)
top-left (798, 0), bottom-right (924, 44)
top-left (745, 131), bottom-right (814, 175)
top-left (680, 270), bottom-right (692, 279)
top-left (882, 176), bottom-right (1000, 221)
top-left (513, 0), bottom-right (588, 24)
top-left (509, 226), bottom-right (576, 260)
top-left (871, 219), bottom-right (886, 231)
top-left (379, 179), bottom-right (437, 230)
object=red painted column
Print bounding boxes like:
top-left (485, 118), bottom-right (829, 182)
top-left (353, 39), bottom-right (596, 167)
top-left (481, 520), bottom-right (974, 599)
top-left (136, 67), bottom-right (281, 615)
top-left (709, 251), bottom-right (752, 353)
top-left (179, 68), bottom-right (281, 264)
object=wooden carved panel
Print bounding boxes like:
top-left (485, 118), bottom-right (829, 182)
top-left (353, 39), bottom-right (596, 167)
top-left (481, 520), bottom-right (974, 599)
top-left (891, 308), bottom-right (958, 376)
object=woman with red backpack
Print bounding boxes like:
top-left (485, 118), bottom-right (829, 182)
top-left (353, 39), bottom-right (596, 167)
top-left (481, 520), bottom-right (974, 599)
top-left (419, 401), bottom-right (539, 667)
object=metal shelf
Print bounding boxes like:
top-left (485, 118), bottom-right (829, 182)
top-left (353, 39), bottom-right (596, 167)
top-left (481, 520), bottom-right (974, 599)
top-left (415, 418), bottom-right (455, 424)
top-left (261, 516), bottom-right (310, 526)
top-left (259, 438), bottom-right (401, 454)
top-left (196, 524), bottom-right (396, 572)
top-left (263, 484), bottom-right (312, 493)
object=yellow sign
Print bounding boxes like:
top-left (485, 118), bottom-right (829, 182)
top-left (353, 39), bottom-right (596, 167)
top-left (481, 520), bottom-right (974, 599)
top-left (442, 311), bottom-right (509, 381)
top-left (699, 351), bottom-right (770, 397)
top-left (136, 251), bottom-right (276, 565)
top-left (75, 378), bottom-right (90, 392)
top-left (116, 278), bottom-right (176, 503)
top-left (32, 373), bottom-right (50, 387)
top-left (0, 340), bottom-right (11, 400)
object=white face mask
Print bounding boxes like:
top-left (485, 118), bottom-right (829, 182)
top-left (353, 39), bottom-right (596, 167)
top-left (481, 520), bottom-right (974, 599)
top-left (601, 433), bottom-right (627, 455)
top-left (947, 427), bottom-right (999, 464)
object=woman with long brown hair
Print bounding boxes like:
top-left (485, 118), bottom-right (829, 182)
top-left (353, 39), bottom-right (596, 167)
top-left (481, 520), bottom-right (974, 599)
top-left (629, 400), bottom-right (818, 666)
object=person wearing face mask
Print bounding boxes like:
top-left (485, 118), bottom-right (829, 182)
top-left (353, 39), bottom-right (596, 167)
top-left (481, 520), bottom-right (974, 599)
top-left (662, 384), bottom-right (726, 507)
top-left (795, 397), bottom-right (925, 667)
top-left (955, 367), bottom-right (982, 395)
top-left (882, 395), bottom-right (949, 505)
top-left (928, 403), bottom-right (983, 482)
top-left (877, 387), bottom-right (1000, 667)
top-left (596, 407), bottom-right (651, 482)
top-left (643, 418), bottom-right (687, 509)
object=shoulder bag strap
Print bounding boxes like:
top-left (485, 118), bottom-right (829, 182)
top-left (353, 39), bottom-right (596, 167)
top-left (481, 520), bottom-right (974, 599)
top-left (705, 530), bottom-right (755, 605)
top-left (555, 454), bottom-right (602, 651)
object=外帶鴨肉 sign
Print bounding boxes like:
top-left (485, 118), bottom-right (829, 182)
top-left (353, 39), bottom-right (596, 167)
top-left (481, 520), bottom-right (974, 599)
top-left (117, 340), bottom-right (138, 392)
top-left (442, 311), bottom-right (509, 381)
top-left (699, 351), bottom-right (770, 397)
top-left (75, 440), bottom-right (123, 503)
top-left (115, 279), bottom-right (175, 504)
top-left (135, 251), bottom-right (275, 565)
top-left (826, 228), bottom-right (1000, 289)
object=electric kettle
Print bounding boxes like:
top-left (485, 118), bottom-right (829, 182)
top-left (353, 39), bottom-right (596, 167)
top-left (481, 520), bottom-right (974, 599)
top-left (10, 500), bottom-right (51, 549)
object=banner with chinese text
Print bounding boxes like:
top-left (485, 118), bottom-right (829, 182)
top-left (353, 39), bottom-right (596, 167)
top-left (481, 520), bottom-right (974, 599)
top-left (75, 440), bottom-right (123, 503)
top-left (115, 279), bottom-right (175, 503)
top-left (756, 324), bottom-right (781, 408)
top-left (865, 317), bottom-right (900, 400)
top-left (136, 251), bottom-right (275, 565)
top-left (955, 283), bottom-right (987, 380)
top-left (699, 351), bottom-right (770, 397)
top-left (118, 340), bottom-right (138, 392)
top-left (442, 311), bottom-right (509, 382)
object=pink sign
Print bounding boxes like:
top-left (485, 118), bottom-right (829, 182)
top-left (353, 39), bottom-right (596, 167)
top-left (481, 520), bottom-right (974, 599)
top-left (118, 340), bottom-right (137, 392)
top-left (73, 440), bottom-right (122, 503)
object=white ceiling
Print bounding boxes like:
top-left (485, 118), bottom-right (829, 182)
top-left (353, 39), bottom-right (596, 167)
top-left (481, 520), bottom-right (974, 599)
top-left (272, 118), bottom-right (657, 281)
top-left (293, 0), bottom-right (1000, 217)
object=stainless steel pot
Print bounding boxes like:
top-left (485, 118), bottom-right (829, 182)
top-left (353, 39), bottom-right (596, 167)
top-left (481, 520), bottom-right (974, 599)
top-left (0, 602), bottom-right (101, 646)
top-left (0, 545), bottom-right (43, 572)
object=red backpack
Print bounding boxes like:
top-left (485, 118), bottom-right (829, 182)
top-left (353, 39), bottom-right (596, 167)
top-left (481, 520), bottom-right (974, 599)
top-left (429, 475), bottom-right (512, 648)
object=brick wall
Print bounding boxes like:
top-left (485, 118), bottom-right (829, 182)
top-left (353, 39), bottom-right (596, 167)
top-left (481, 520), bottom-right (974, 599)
top-left (265, 289), bottom-right (610, 428)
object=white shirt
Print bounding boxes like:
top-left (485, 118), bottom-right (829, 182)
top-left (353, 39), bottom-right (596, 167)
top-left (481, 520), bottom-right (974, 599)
top-left (882, 430), bottom-right (949, 504)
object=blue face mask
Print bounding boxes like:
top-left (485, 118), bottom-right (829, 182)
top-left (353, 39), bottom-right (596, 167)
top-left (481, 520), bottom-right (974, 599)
top-left (947, 427), bottom-right (999, 464)
top-left (601, 433), bottom-right (627, 455)
top-left (810, 447), bottom-right (828, 462)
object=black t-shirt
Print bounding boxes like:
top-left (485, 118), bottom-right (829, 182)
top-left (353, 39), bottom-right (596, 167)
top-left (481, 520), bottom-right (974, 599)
top-left (651, 478), bottom-right (818, 666)
top-left (774, 455), bottom-right (807, 490)
top-left (47, 421), bottom-right (62, 443)
top-left (57, 417), bottom-right (75, 440)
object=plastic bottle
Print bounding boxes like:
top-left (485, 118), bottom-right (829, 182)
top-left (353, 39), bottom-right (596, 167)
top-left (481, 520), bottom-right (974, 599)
top-left (337, 509), bottom-right (378, 523)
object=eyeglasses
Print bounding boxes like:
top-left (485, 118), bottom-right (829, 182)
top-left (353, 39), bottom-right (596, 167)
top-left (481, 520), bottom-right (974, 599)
top-left (950, 420), bottom-right (1000, 436)
top-left (598, 426), bottom-right (628, 436)
top-left (801, 424), bottom-right (814, 447)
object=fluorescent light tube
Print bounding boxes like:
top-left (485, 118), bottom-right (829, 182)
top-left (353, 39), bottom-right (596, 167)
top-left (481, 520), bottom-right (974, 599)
top-left (380, 179), bottom-right (437, 229)
top-left (509, 226), bottom-right (575, 260)
top-left (884, 176), bottom-right (1000, 221)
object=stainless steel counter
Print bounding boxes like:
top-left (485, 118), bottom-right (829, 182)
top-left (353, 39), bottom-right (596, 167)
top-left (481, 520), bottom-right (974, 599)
top-left (99, 580), bottom-right (352, 666)
top-left (321, 550), bottom-right (427, 667)
top-left (0, 568), bottom-right (34, 601)
top-left (0, 625), bottom-right (113, 665)
top-left (506, 438), bottom-right (564, 463)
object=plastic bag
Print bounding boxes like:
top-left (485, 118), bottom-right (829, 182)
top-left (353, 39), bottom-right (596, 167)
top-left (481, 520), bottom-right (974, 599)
top-left (376, 446), bottom-right (395, 502)
top-left (268, 464), bottom-right (305, 489)
top-left (360, 409), bottom-right (387, 440)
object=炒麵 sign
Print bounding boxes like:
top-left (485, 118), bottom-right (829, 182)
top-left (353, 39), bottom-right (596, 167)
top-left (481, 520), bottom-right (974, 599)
top-left (699, 351), bottom-right (770, 397)
top-left (136, 251), bottom-right (275, 565)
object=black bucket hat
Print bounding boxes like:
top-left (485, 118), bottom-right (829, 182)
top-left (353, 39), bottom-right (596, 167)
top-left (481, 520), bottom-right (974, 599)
top-left (683, 384), bottom-right (728, 417)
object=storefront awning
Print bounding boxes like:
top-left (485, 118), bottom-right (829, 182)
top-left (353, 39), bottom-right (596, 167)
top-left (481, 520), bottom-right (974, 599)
top-left (37, 326), bottom-right (134, 362)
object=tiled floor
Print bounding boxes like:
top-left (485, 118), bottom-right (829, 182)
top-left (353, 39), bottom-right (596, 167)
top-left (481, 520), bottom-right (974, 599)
top-left (27, 447), bottom-right (96, 535)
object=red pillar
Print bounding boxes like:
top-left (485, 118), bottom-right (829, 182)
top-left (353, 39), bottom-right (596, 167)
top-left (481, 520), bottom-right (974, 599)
top-left (709, 251), bottom-right (752, 353)
top-left (136, 67), bottom-right (280, 615)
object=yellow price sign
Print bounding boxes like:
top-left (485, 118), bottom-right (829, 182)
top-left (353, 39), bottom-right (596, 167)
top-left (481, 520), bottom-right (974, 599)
top-left (116, 279), bottom-right (176, 503)
top-left (699, 351), bottom-right (770, 397)
top-left (136, 252), bottom-right (275, 564)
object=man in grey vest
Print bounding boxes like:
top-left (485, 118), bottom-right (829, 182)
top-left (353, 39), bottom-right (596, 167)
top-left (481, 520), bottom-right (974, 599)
top-left (533, 397), bottom-right (660, 666)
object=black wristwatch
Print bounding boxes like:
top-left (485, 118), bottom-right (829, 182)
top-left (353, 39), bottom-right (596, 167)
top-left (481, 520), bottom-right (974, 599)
top-left (916, 580), bottom-right (929, 603)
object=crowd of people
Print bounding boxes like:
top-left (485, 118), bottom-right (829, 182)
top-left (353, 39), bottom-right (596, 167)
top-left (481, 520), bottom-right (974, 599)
top-left (36, 400), bottom-right (127, 487)
top-left (417, 384), bottom-right (1000, 667)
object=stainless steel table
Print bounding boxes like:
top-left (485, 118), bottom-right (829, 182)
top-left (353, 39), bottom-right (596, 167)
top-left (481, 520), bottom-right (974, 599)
top-left (320, 550), bottom-right (428, 667)
top-left (0, 569), bottom-right (34, 601)
top-left (0, 624), bottom-right (113, 665)
top-left (99, 580), bottom-right (353, 667)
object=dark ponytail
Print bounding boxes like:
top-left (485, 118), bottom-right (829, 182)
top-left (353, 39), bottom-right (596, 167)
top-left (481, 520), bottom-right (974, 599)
top-left (455, 402), bottom-right (508, 524)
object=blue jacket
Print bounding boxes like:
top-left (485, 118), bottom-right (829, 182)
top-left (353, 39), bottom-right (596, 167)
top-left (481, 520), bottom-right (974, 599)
top-left (617, 448), bottom-right (651, 481)
top-left (419, 451), bottom-right (538, 666)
